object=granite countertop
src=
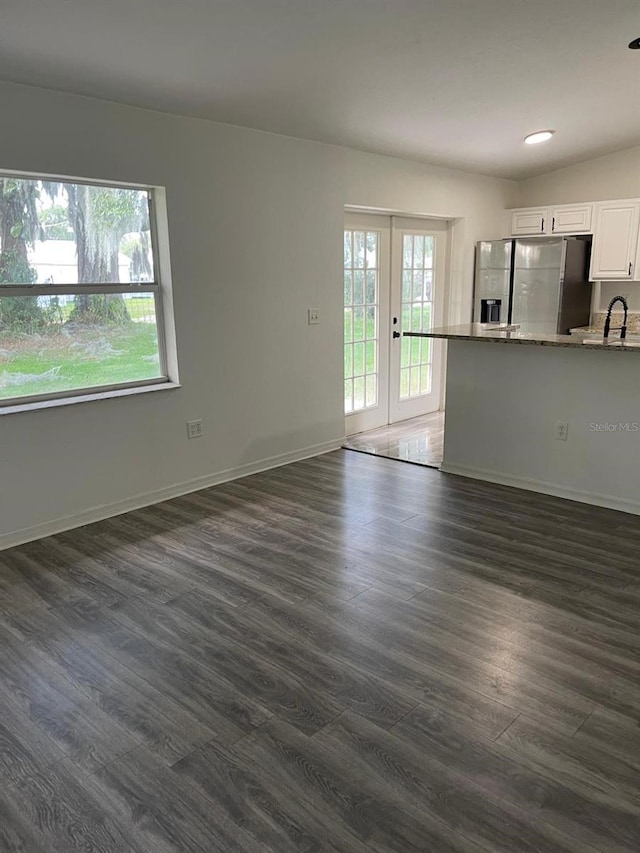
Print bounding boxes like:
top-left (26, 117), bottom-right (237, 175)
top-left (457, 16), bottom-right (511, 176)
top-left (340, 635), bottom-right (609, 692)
top-left (570, 325), bottom-right (640, 338)
top-left (404, 323), bottom-right (640, 351)
top-left (570, 313), bottom-right (640, 337)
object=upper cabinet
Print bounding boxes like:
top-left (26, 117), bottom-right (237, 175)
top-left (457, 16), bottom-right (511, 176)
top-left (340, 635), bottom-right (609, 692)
top-left (509, 203), bottom-right (592, 236)
top-left (590, 201), bottom-right (640, 281)
top-left (510, 208), bottom-right (548, 235)
top-left (549, 204), bottom-right (592, 234)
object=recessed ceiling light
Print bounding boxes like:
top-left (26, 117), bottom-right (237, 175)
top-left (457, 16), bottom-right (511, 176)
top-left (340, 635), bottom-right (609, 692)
top-left (629, 37), bottom-right (640, 49)
top-left (524, 130), bottom-right (555, 145)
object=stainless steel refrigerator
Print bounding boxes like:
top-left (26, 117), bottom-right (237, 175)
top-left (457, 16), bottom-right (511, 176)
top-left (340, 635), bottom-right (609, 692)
top-left (473, 237), bottom-right (592, 334)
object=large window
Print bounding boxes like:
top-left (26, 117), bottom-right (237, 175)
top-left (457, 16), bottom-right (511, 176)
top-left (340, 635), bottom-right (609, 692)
top-left (0, 173), bottom-right (170, 408)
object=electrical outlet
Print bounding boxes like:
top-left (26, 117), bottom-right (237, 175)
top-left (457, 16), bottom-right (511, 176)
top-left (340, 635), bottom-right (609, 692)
top-left (187, 419), bottom-right (203, 439)
top-left (554, 420), bottom-right (569, 441)
top-left (308, 308), bottom-right (320, 325)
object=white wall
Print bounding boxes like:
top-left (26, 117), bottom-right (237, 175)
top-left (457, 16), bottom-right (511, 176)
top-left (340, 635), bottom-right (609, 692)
top-left (442, 340), bottom-right (640, 514)
top-left (0, 82), bottom-right (515, 547)
top-left (597, 280), bottom-right (640, 314)
top-left (517, 144), bottom-right (640, 206)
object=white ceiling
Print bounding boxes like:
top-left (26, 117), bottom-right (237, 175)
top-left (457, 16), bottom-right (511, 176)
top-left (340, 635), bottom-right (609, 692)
top-left (1, 0), bottom-right (640, 179)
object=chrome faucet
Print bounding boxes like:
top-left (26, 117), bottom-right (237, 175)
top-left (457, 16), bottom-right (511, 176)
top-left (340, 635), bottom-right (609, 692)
top-left (603, 295), bottom-right (629, 340)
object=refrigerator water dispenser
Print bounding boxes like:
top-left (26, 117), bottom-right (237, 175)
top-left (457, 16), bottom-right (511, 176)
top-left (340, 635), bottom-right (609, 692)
top-left (480, 299), bottom-right (502, 323)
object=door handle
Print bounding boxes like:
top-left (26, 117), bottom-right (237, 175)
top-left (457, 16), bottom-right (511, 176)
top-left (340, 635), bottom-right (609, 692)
top-left (629, 262), bottom-right (633, 277)
top-left (393, 331), bottom-right (401, 339)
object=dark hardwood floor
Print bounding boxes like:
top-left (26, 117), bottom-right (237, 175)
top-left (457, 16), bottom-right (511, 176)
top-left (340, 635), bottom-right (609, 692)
top-left (1, 449), bottom-right (639, 852)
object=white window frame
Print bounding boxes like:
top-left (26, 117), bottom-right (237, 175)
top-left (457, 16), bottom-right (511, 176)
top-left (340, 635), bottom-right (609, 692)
top-left (0, 171), bottom-right (178, 412)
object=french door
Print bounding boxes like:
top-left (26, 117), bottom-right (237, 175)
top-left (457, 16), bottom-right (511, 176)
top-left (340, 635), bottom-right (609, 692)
top-left (344, 213), bottom-right (446, 436)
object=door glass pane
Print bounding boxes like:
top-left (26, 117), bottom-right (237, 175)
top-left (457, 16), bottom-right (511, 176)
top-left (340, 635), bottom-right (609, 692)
top-left (365, 270), bottom-right (376, 304)
top-left (343, 271), bottom-right (352, 305)
top-left (353, 271), bottom-right (364, 305)
top-left (354, 232), bottom-right (365, 268)
top-left (353, 341), bottom-right (364, 375)
top-left (402, 270), bottom-right (412, 301)
top-left (344, 344), bottom-right (352, 379)
top-left (365, 341), bottom-right (376, 373)
top-left (344, 307), bottom-right (353, 342)
top-left (344, 229), bottom-right (379, 414)
top-left (400, 233), bottom-right (435, 400)
top-left (365, 374), bottom-right (377, 407)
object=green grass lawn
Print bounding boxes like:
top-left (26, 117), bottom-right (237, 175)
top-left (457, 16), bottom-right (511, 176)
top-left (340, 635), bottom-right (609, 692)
top-left (0, 321), bottom-right (161, 400)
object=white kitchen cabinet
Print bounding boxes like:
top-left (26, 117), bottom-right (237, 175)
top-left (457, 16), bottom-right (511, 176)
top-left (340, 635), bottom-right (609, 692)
top-left (590, 201), bottom-right (640, 280)
top-left (510, 208), bottom-right (548, 235)
top-left (509, 203), bottom-right (592, 236)
top-left (549, 204), bottom-right (592, 234)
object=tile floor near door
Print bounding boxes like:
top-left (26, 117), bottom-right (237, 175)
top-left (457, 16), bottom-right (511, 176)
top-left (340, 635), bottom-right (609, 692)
top-left (1, 450), bottom-right (640, 852)
top-left (343, 410), bottom-right (444, 467)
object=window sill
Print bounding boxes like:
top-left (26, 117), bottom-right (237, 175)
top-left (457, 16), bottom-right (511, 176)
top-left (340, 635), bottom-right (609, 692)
top-left (0, 380), bottom-right (181, 416)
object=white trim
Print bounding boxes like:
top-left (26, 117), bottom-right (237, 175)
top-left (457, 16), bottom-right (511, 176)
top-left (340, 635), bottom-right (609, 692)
top-left (0, 166), bottom-right (156, 191)
top-left (152, 187), bottom-right (179, 384)
top-left (0, 438), bottom-right (343, 551)
top-left (0, 284), bottom-right (158, 295)
top-left (0, 379), bottom-right (179, 415)
top-left (344, 205), bottom-right (453, 222)
top-left (440, 462), bottom-right (640, 516)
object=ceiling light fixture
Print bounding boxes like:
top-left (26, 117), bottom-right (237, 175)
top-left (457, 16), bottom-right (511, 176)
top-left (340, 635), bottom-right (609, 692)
top-left (629, 37), bottom-right (640, 49)
top-left (524, 130), bottom-right (555, 145)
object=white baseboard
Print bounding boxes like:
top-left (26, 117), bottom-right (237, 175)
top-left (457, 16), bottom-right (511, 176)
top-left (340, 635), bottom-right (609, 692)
top-left (440, 462), bottom-right (640, 516)
top-left (0, 438), bottom-right (343, 551)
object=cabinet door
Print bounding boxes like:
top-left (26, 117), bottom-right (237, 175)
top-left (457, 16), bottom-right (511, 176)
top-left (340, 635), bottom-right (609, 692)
top-left (590, 203), bottom-right (640, 280)
top-left (511, 208), bottom-right (548, 235)
top-left (550, 204), bottom-right (592, 234)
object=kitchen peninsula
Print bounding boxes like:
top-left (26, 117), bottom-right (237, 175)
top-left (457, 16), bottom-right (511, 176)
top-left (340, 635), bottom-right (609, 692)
top-left (406, 325), bottom-right (640, 515)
